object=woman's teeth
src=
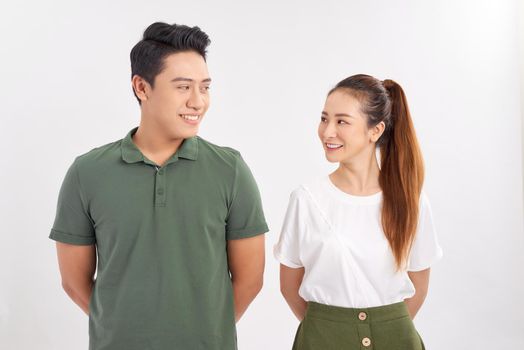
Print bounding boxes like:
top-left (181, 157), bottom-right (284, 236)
top-left (180, 114), bottom-right (199, 121)
top-left (326, 143), bottom-right (343, 149)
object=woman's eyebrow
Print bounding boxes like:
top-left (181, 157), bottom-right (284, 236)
top-left (322, 111), bottom-right (355, 118)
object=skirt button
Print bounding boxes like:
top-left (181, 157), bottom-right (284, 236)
top-left (362, 337), bottom-right (371, 347)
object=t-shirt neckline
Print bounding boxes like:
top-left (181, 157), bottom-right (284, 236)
top-left (324, 176), bottom-right (383, 205)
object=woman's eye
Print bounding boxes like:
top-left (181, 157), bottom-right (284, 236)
top-left (338, 120), bottom-right (348, 125)
top-left (320, 117), bottom-right (327, 122)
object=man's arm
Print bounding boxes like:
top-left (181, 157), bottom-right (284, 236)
top-left (55, 242), bottom-right (97, 315)
top-left (227, 234), bottom-right (265, 322)
top-left (404, 267), bottom-right (431, 319)
top-left (280, 264), bottom-right (307, 321)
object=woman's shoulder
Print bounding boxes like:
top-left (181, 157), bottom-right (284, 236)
top-left (290, 176), bottom-right (329, 198)
top-left (286, 177), bottom-right (333, 213)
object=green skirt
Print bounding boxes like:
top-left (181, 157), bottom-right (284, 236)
top-left (292, 301), bottom-right (425, 350)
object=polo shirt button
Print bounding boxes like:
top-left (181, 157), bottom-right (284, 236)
top-left (358, 312), bottom-right (367, 321)
top-left (157, 188), bottom-right (164, 195)
top-left (362, 337), bottom-right (371, 347)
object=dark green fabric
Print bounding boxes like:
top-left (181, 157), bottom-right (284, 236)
top-left (292, 302), bottom-right (425, 350)
top-left (50, 127), bottom-right (269, 350)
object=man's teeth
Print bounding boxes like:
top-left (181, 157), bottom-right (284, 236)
top-left (181, 114), bottom-right (199, 121)
top-left (326, 143), bottom-right (343, 149)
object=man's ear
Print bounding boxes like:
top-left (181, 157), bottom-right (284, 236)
top-left (131, 75), bottom-right (150, 103)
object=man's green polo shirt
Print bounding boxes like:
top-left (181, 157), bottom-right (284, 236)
top-left (49, 127), bottom-right (269, 350)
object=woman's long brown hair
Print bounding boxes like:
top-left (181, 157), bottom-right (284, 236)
top-left (329, 75), bottom-right (424, 271)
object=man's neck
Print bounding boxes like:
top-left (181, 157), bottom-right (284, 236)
top-left (132, 123), bottom-right (184, 167)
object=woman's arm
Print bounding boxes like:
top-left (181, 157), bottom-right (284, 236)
top-left (280, 264), bottom-right (307, 321)
top-left (404, 267), bottom-right (431, 319)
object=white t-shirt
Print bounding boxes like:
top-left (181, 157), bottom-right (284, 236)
top-left (273, 176), bottom-right (443, 308)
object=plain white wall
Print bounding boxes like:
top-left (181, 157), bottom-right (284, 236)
top-left (520, 0), bottom-right (524, 210)
top-left (1, 0), bottom-right (523, 349)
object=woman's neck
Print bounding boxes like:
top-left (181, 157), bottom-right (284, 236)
top-left (331, 150), bottom-right (381, 196)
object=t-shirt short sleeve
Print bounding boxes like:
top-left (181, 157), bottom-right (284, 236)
top-left (273, 189), bottom-right (304, 268)
top-left (407, 192), bottom-right (443, 271)
top-left (225, 154), bottom-right (269, 240)
top-left (49, 159), bottom-right (96, 245)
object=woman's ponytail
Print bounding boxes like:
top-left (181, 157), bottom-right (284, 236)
top-left (380, 79), bottom-right (424, 271)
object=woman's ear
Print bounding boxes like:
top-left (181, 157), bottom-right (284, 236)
top-left (370, 121), bottom-right (386, 143)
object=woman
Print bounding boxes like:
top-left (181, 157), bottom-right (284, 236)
top-left (274, 74), bottom-right (443, 350)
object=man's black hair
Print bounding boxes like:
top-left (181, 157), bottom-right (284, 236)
top-left (130, 22), bottom-right (211, 103)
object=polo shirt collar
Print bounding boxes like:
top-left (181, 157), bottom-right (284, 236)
top-left (121, 127), bottom-right (199, 164)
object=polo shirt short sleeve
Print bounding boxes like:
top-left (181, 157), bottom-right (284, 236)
top-left (225, 153), bottom-right (269, 240)
top-left (50, 158), bottom-right (96, 245)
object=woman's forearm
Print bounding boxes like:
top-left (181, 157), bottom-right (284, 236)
top-left (280, 265), bottom-right (307, 320)
top-left (284, 293), bottom-right (307, 321)
top-left (405, 268), bottom-right (430, 319)
top-left (404, 292), bottom-right (426, 319)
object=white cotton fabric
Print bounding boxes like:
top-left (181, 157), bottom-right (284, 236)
top-left (274, 176), bottom-right (443, 308)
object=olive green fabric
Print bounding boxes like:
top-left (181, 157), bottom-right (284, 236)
top-left (49, 127), bottom-right (269, 350)
top-left (292, 302), bottom-right (425, 350)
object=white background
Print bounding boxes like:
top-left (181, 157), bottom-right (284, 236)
top-left (1, 0), bottom-right (523, 349)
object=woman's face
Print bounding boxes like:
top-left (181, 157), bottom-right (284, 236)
top-left (318, 90), bottom-right (381, 164)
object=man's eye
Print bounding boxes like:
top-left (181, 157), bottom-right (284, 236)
top-left (178, 86), bottom-right (190, 90)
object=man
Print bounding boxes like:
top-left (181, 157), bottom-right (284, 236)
top-left (50, 22), bottom-right (268, 350)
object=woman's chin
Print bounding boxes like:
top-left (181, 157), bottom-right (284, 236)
top-left (324, 154), bottom-right (341, 163)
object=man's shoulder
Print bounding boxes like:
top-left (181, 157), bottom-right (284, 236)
top-left (73, 138), bottom-right (123, 169)
top-left (196, 136), bottom-right (243, 166)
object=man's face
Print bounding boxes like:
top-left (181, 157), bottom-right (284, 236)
top-left (140, 51), bottom-right (211, 139)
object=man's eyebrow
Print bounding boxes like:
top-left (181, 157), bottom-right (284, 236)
top-left (171, 77), bottom-right (212, 83)
top-left (321, 111), bottom-right (355, 118)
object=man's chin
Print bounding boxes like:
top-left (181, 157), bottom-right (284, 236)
top-left (176, 127), bottom-right (199, 140)
top-left (184, 127), bottom-right (199, 139)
